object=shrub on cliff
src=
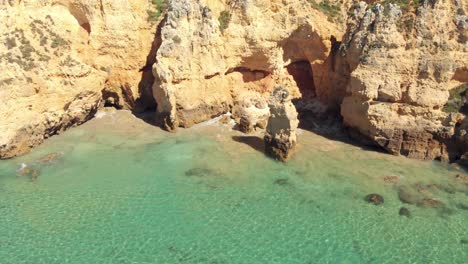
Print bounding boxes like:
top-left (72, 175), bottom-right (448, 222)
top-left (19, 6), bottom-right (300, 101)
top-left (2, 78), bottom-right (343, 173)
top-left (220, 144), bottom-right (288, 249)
top-left (308, 0), bottom-right (341, 22)
top-left (443, 84), bottom-right (468, 114)
top-left (219, 10), bottom-right (232, 33)
top-left (148, 0), bottom-right (168, 22)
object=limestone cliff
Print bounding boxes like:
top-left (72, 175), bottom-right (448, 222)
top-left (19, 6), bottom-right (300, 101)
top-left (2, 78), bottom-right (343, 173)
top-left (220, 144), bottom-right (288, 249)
top-left (340, 0), bottom-right (468, 161)
top-left (152, 0), bottom-right (347, 130)
top-left (0, 0), bottom-right (157, 158)
top-left (2, 0), bottom-right (467, 164)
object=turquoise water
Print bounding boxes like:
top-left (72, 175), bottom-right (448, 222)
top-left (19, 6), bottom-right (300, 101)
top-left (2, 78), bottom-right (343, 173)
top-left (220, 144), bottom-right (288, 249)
top-left (1, 111), bottom-right (468, 264)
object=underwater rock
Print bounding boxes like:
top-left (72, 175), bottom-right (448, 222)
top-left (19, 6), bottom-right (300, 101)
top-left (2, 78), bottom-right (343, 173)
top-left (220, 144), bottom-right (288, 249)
top-left (264, 87), bottom-right (299, 162)
top-left (456, 203), bottom-right (468, 210)
top-left (455, 174), bottom-right (468, 183)
top-left (38, 152), bottom-right (64, 164)
top-left (184, 167), bottom-right (219, 177)
top-left (419, 198), bottom-right (444, 208)
top-left (399, 207), bottom-right (411, 218)
top-left (16, 165), bottom-right (40, 181)
top-left (274, 178), bottom-right (289, 186)
top-left (398, 186), bottom-right (422, 205)
top-left (383, 175), bottom-right (400, 183)
top-left (364, 193), bottom-right (384, 205)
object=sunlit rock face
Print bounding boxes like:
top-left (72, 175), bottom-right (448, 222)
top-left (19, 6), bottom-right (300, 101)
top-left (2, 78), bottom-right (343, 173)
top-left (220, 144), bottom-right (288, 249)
top-left (152, 0), bottom-right (347, 131)
top-left (264, 87), bottom-right (299, 162)
top-left (0, 0), bottom-right (157, 158)
top-left (340, 1), bottom-right (468, 161)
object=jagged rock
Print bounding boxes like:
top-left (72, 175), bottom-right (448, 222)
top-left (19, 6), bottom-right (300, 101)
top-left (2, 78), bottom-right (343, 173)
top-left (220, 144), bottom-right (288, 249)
top-left (152, 0), bottom-right (346, 130)
top-left (340, 1), bottom-right (468, 161)
top-left (264, 87), bottom-right (299, 162)
top-left (0, 1), bottom-right (158, 158)
top-left (239, 115), bottom-right (254, 134)
top-left (364, 193), bottom-right (384, 205)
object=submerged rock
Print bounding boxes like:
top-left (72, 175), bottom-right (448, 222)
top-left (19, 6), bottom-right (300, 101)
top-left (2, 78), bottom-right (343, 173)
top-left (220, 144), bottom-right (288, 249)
top-left (264, 87), bottom-right (299, 162)
top-left (184, 167), bottom-right (217, 177)
top-left (38, 152), bottom-right (64, 164)
top-left (274, 178), bottom-right (289, 186)
top-left (398, 186), bottom-right (422, 205)
top-left (383, 175), bottom-right (400, 183)
top-left (16, 165), bottom-right (40, 181)
top-left (419, 198), bottom-right (444, 208)
top-left (364, 193), bottom-right (384, 205)
top-left (455, 174), bottom-right (468, 183)
top-left (399, 207), bottom-right (411, 218)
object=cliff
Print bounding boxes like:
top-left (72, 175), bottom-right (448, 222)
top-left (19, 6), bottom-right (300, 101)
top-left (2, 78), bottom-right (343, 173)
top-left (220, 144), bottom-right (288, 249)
top-left (0, 0), bottom-right (158, 158)
top-left (152, 0), bottom-right (347, 130)
top-left (340, 0), bottom-right (467, 161)
top-left (1, 0), bottom-right (467, 163)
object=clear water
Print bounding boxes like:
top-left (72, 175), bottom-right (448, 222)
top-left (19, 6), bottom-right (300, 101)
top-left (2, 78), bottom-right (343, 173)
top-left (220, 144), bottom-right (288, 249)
top-left (1, 110), bottom-right (467, 264)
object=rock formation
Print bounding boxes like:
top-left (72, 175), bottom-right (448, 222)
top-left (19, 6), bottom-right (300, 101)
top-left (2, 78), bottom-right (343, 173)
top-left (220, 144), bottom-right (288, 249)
top-left (1, 0), bottom-right (468, 165)
top-left (152, 0), bottom-right (347, 131)
top-left (340, 1), bottom-right (468, 161)
top-left (264, 87), bottom-right (299, 162)
top-left (0, 0), bottom-right (158, 158)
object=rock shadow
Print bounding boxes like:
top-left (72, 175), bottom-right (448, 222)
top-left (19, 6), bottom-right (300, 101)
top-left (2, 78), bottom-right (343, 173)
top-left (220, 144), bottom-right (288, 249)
top-left (232, 136), bottom-right (265, 154)
top-left (132, 18), bottom-right (166, 127)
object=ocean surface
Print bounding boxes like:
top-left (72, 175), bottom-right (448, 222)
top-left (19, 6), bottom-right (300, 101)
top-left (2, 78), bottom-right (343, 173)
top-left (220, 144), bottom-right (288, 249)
top-left (1, 110), bottom-right (467, 264)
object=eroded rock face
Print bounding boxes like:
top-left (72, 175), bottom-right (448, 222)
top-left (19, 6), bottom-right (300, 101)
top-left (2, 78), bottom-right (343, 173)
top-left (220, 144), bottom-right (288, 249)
top-left (0, 0), bottom-right (158, 158)
top-left (340, 1), bottom-right (468, 161)
top-left (264, 87), bottom-right (299, 162)
top-left (152, 0), bottom-right (347, 131)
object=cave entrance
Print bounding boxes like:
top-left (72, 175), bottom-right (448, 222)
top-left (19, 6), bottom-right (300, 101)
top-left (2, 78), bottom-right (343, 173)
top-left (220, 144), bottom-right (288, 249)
top-left (287, 60), bottom-right (316, 99)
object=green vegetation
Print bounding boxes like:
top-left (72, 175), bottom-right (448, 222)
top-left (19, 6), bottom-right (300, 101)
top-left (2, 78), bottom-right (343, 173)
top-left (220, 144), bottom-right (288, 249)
top-left (148, 0), bottom-right (168, 22)
top-left (370, 0), bottom-right (426, 33)
top-left (51, 36), bottom-right (67, 48)
top-left (308, 0), bottom-right (341, 22)
top-left (218, 10), bottom-right (232, 33)
top-left (443, 84), bottom-right (468, 113)
top-left (371, 0), bottom-right (425, 13)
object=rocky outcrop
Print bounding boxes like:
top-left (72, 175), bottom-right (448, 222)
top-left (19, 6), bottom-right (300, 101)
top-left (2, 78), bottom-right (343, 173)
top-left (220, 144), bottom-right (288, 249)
top-left (0, 0), bottom-right (158, 158)
top-left (264, 87), bottom-right (299, 161)
top-left (340, 1), bottom-right (468, 161)
top-left (152, 0), bottom-right (347, 131)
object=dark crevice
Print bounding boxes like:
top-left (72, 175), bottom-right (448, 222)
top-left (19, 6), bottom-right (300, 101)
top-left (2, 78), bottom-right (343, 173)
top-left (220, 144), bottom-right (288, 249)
top-left (205, 72), bottom-right (221, 80)
top-left (287, 60), bottom-right (316, 99)
top-left (225, 67), bottom-right (271, 83)
top-left (134, 18), bottom-right (166, 114)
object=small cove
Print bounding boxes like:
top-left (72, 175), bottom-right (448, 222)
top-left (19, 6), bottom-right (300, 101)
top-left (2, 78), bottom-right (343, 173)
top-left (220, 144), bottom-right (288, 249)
top-left (0, 110), bottom-right (467, 264)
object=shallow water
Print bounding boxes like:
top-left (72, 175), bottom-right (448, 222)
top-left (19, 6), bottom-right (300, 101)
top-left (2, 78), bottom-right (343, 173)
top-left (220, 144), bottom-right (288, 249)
top-left (1, 110), bottom-right (467, 264)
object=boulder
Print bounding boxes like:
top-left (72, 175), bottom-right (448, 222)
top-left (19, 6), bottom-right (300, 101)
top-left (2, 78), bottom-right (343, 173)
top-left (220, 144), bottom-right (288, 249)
top-left (364, 193), bottom-right (384, 205)
top-left (399, 207), bottom-right (411, 218)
